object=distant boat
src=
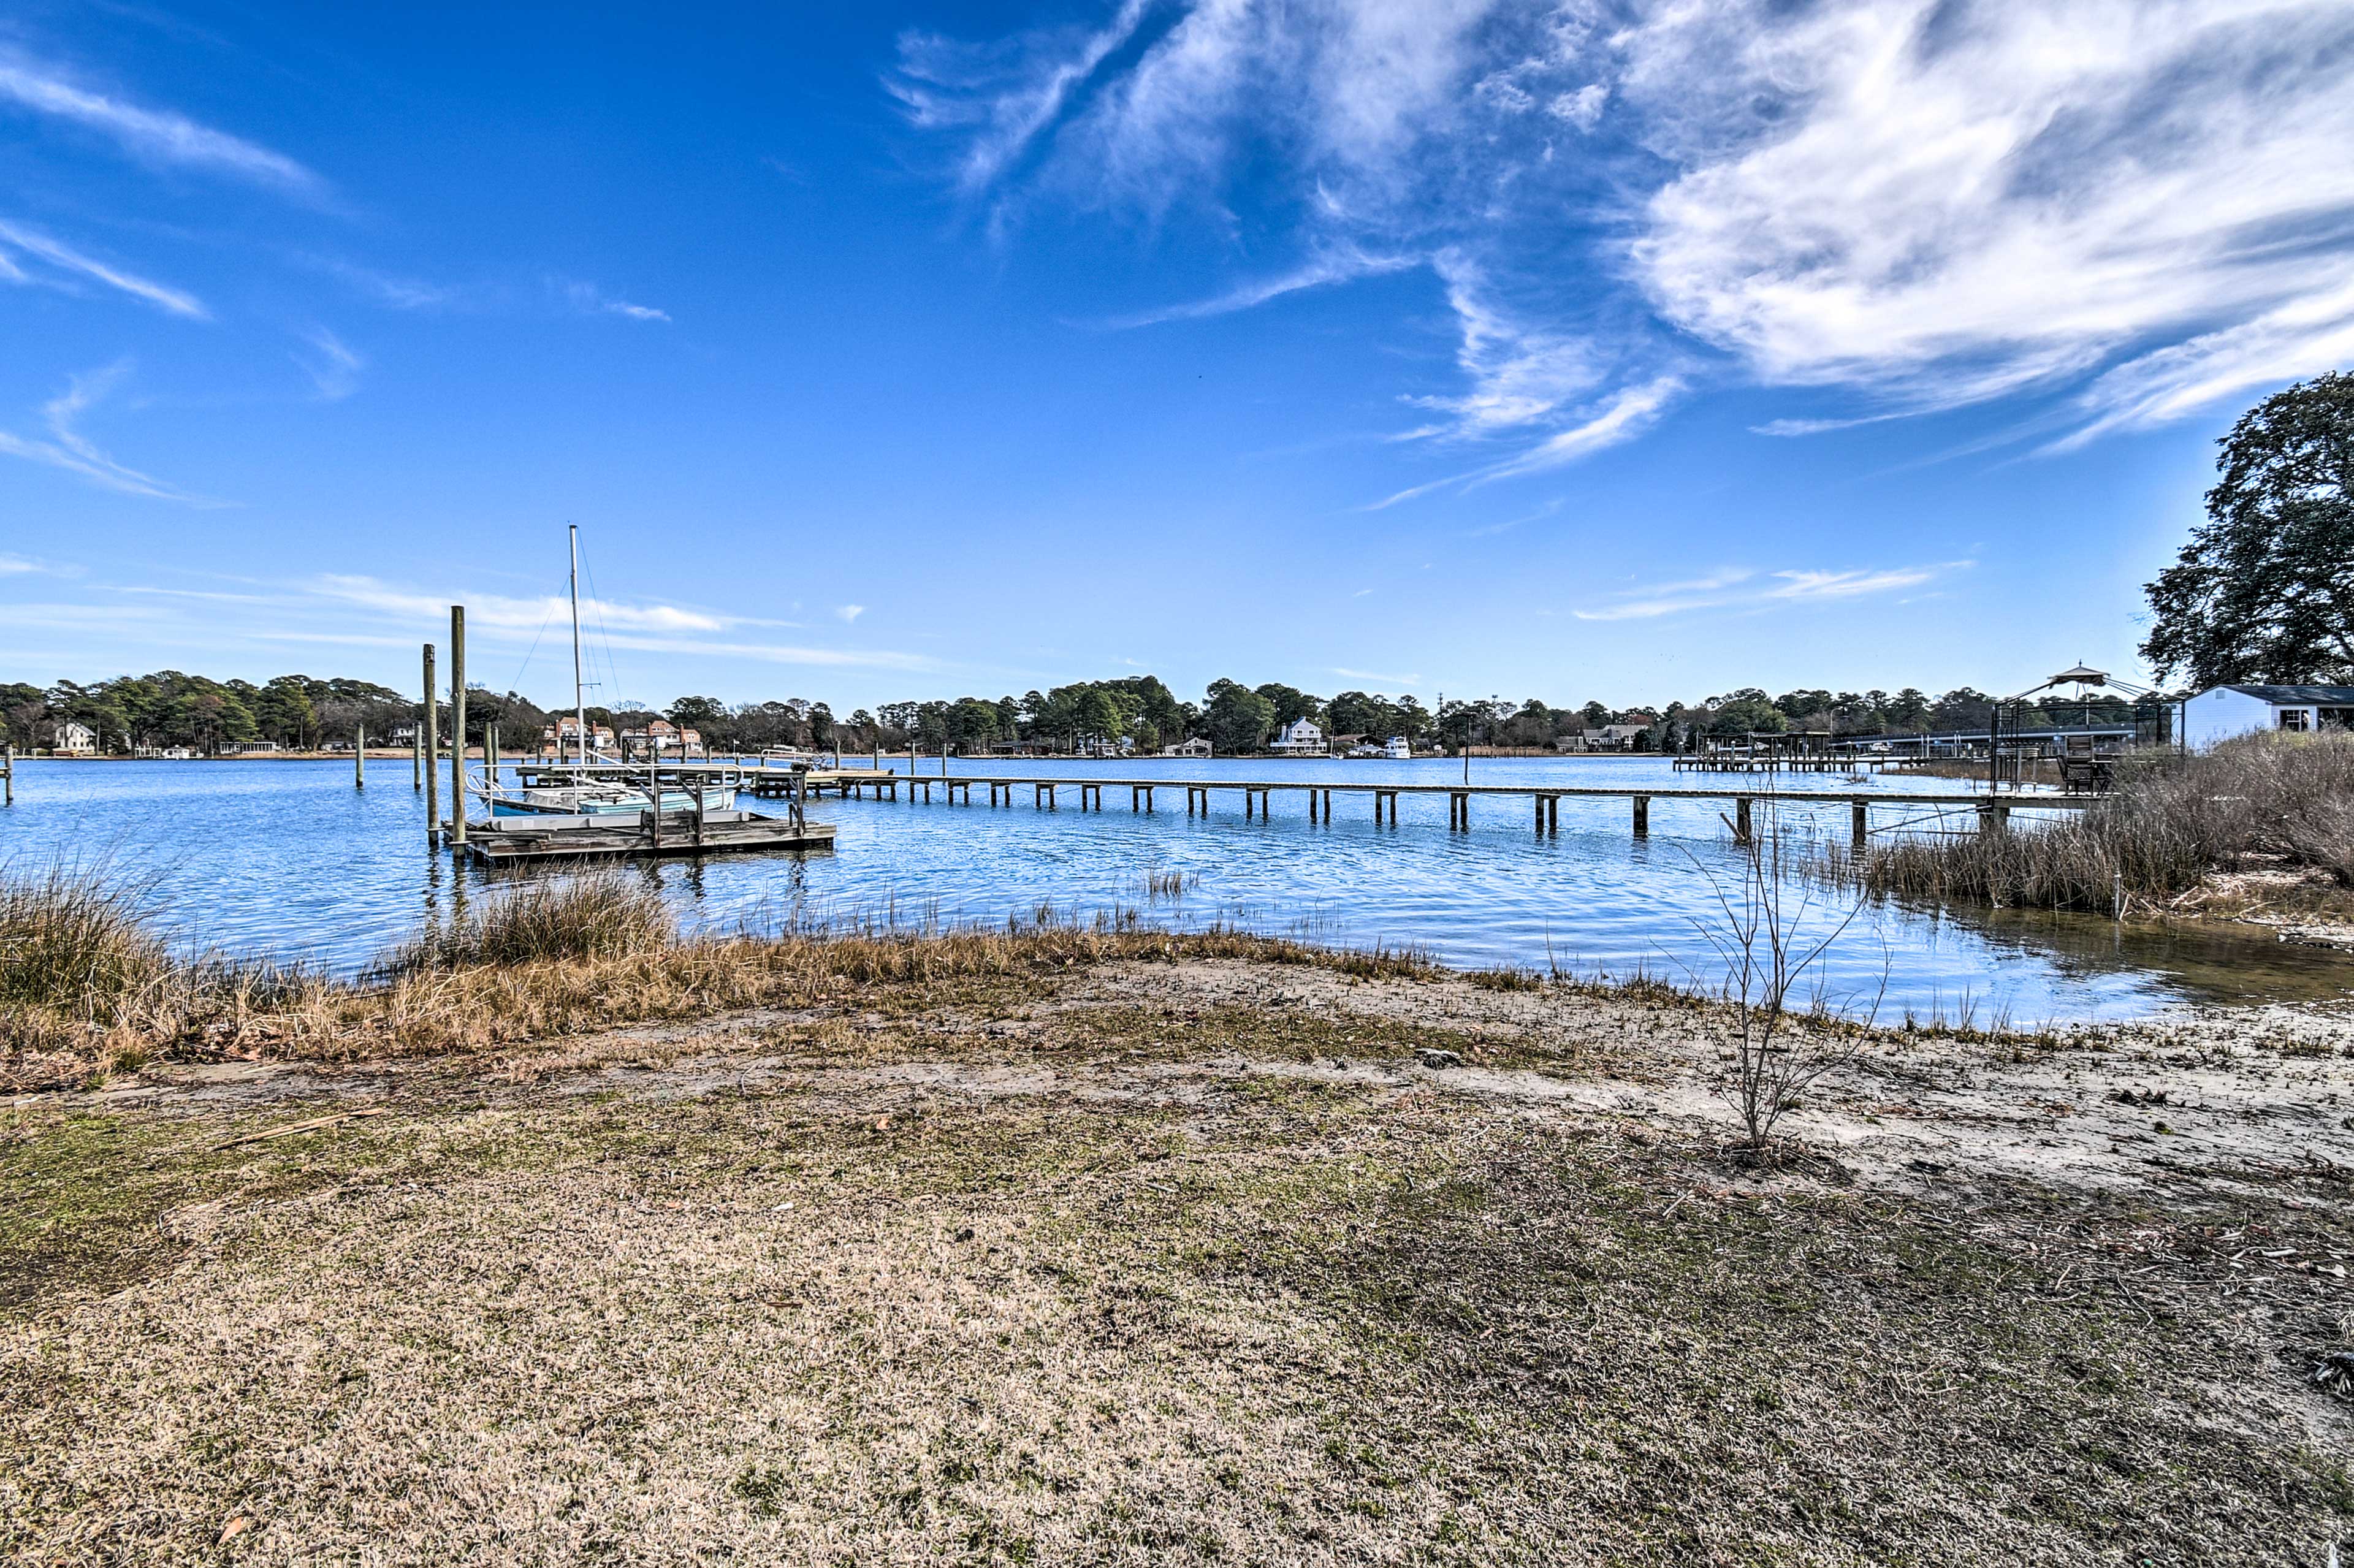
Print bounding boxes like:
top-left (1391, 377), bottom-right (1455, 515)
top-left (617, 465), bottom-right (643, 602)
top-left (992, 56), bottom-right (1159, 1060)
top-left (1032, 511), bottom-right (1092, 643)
top-left (476, 525), bottom-right (739, 818)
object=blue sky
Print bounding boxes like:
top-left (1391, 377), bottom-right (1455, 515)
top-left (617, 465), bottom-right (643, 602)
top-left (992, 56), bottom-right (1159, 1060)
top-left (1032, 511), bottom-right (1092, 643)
top-left (3, 1), bottom-right (2351, 713)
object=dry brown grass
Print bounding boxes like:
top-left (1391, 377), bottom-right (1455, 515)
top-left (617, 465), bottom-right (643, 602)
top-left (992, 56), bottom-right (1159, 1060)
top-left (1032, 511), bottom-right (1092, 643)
top-left (0, 867), bottom-right (1446, 1090)
top-left (1826, 731), bottom-right (2354, 915)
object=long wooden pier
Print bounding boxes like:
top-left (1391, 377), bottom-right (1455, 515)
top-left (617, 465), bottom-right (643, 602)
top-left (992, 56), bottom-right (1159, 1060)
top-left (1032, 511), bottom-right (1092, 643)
top-left (752, 769), bottom-right (2090, 842)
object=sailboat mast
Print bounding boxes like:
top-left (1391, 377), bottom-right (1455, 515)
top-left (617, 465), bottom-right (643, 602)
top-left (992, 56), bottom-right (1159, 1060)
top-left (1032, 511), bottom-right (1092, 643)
top-left (569, 524), bottom-right (587, 766)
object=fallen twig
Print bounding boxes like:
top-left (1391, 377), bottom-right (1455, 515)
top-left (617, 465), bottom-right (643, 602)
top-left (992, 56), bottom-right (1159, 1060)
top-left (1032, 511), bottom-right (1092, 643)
top-left (213, 1106), bottom-right (386, 1151)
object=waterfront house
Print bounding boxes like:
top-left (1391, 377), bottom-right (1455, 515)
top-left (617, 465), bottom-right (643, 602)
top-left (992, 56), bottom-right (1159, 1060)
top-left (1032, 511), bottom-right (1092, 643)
top-left (1269, 717), bottom-right (1328, 755)
top-left (55, 721), bottom-right (97, 755)
top-left (2184, 684), bottom-right (2354, 748)
top-left (544, 716), bottom-right (619, 756)
top-left (1566, 722), bottom-right (1653, 753)
top-left (1163, 737), bottom-right (1213, 758)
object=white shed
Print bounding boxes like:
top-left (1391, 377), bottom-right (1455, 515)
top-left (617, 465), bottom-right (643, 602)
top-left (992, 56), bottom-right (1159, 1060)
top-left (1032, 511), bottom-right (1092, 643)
top-left (2182, 684), bottom-right (2354, 749)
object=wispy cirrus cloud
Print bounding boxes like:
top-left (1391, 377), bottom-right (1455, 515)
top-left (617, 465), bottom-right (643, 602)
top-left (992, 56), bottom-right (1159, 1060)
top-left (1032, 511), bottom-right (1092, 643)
top-left (302, 576), bottom-right (930, 672)
top-left (0, 51), bottom-right (324, 197)
top-left (0, 552), bottom-right (78, 577)
top-left (0, 218), bottom-right (206, 318)
top-left (554, 278), bottom-right (672, 323)
top-left (901, 0), bottom-right (2354, 474)
top-left (0, 364), bottom-right (222, 506)
top-left (303, 255), bottom-right (461, 312)
top-left (294, 328), bottom-right (364, 401)
top-left (312, 576), bottom-right (737, 635)
top-left (1573, 561), bottom-right (1968, 622)
top-left (1371, 376), bottom-right (1684, 509)
top-left (1101, 246), bottom-right (1416, 329)
top-left (1331, 666), bottom-right (1422, 687)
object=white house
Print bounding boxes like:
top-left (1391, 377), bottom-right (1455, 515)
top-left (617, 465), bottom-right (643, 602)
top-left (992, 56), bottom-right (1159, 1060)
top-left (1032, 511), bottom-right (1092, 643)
top-left (1268, 717), bottom-right (1327, 755)
top-left (2183, 684), bottom-right (2354, 749)
top-left (1163, 737), bottom-right (1213, 758)
top-left (55, 721), bottom-right (97, 755)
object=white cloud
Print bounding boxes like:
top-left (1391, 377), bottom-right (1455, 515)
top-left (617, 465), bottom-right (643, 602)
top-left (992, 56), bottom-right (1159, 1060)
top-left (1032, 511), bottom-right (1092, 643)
top-left (0, 53), bottom-right (323, 196)
top-left (1625, 0), bottom-right (2354, 426)
top-left (890, 0), bottom-right (1157, 194)
top-left (1373, 376), bottom-right (1683, 508)
top-left (2049, 276), bottom-right (2354, 450)
top-left (0, 365), bottom-right (221, 505)
top-left (1331, 666), bottom-right (1421, 686)
top-left (0, 219), bottom-right (206, 318)
top-left (313, 576), bottom-right (730, 634)
top-left (554, 278), bottom-right (672, 323)
top-left (903, 0), bottom-right (2354, 464)
top-left (1104, 246), bottom-right (1415, 329)
top-left (307, 256), bottom-right (460, 311)
top-left (294, 328), bottom-right (364, 401)
top-left (836, 604), bottom-right (866, 623)
top-left (1574, 560), bottom-right (1967, 620)
top-left (1548, 83), bottom-right (1608, 130)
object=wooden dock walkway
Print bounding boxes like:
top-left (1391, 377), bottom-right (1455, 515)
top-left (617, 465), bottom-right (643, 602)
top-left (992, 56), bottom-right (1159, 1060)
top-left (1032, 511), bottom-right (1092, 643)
top-left (752, 769), bottom-right (2090, 842)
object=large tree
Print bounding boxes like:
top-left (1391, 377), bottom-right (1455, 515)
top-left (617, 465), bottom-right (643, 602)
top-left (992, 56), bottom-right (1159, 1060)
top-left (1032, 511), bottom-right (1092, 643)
top-left (2143, 372), bottom-right (2354, 687)
top-left (1200, 679), bottom-right (1275, 753)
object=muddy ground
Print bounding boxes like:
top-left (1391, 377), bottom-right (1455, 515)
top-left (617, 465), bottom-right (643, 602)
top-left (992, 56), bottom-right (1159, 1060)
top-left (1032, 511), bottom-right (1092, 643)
top-left (4, 958), bottom-right (2352, 1564)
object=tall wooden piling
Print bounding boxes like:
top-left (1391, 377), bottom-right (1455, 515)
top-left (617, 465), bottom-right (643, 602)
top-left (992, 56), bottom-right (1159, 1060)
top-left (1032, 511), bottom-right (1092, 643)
top-left (411, 723), bottom-right (421, 791)
top-left (356, 726), bottom-right (365, 789)
top-left (421, 644), bottom-right (439, 843)
top-left (1851, 801), bottom-right (1868, 845)
top-left (448, 606), bottom-right (467, 849)
top-left (1734, 797), bottom-right (1753, 843)
top-left (2, 745), bottom-right (12, 807)
top-left (1632, 796), bottom-right (1649, 837)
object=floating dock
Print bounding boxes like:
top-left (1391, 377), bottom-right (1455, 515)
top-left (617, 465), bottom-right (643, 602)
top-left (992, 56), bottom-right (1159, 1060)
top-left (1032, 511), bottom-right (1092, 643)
top-left (456, 807), bottom-right (834, 863)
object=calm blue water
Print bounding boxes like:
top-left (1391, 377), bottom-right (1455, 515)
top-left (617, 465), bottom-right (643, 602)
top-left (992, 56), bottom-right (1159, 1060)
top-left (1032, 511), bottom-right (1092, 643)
top-left (4, 756), bottom-right (2348, 1021)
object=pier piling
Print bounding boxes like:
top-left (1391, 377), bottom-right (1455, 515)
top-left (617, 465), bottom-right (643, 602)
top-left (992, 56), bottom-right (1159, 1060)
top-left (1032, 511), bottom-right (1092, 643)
top-left (421, 643), bottom-right (439, 844)
top-left (1632, 796), bottom-right (1649, 837)
top-left (356, 726), bottom-right (365, 790)
top-left (1734, 797), bottom-right (1753, 844)
top-left (448, 606), bottom-right (467, 851)
top-left (2, 745), bottom-right (12, 807)
top-left (1851, 801), bottom-right (1868, 845)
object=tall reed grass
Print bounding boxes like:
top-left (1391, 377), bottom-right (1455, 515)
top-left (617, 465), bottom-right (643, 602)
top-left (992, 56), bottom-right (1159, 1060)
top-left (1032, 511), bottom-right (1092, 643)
top-left (1822, 733), bottom-right (2354, 914)
top-left (0, 861), bottom-right (324, 1071)
top-left (386, 872), bottom-right (676, 972)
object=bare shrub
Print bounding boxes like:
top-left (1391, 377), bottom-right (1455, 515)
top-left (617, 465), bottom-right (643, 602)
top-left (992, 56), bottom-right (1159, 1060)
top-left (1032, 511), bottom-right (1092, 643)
top-left (1689, 809), bottom-right (1875, 1153)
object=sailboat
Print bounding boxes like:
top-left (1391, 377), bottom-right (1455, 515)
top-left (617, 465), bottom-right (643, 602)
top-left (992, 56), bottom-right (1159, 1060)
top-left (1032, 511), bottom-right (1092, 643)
top-left (481, 527), bottom-right (741, 818)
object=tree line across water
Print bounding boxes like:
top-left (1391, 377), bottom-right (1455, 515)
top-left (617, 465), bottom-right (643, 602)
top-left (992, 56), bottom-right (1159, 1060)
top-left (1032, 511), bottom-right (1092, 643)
top-left (2, 671), bottom-right (2158, 758)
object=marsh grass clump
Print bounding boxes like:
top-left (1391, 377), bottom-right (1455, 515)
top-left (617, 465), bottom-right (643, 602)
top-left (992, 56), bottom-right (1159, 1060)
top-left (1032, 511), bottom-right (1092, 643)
top-left (0, 863), bottom-right (334, 1086)
top-left (387, 870), bottom-right (677, 973)
top-left (1825, 731), bottom-right (2354, 915)
top-left (0, 863), bottom-right (173, 1024)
